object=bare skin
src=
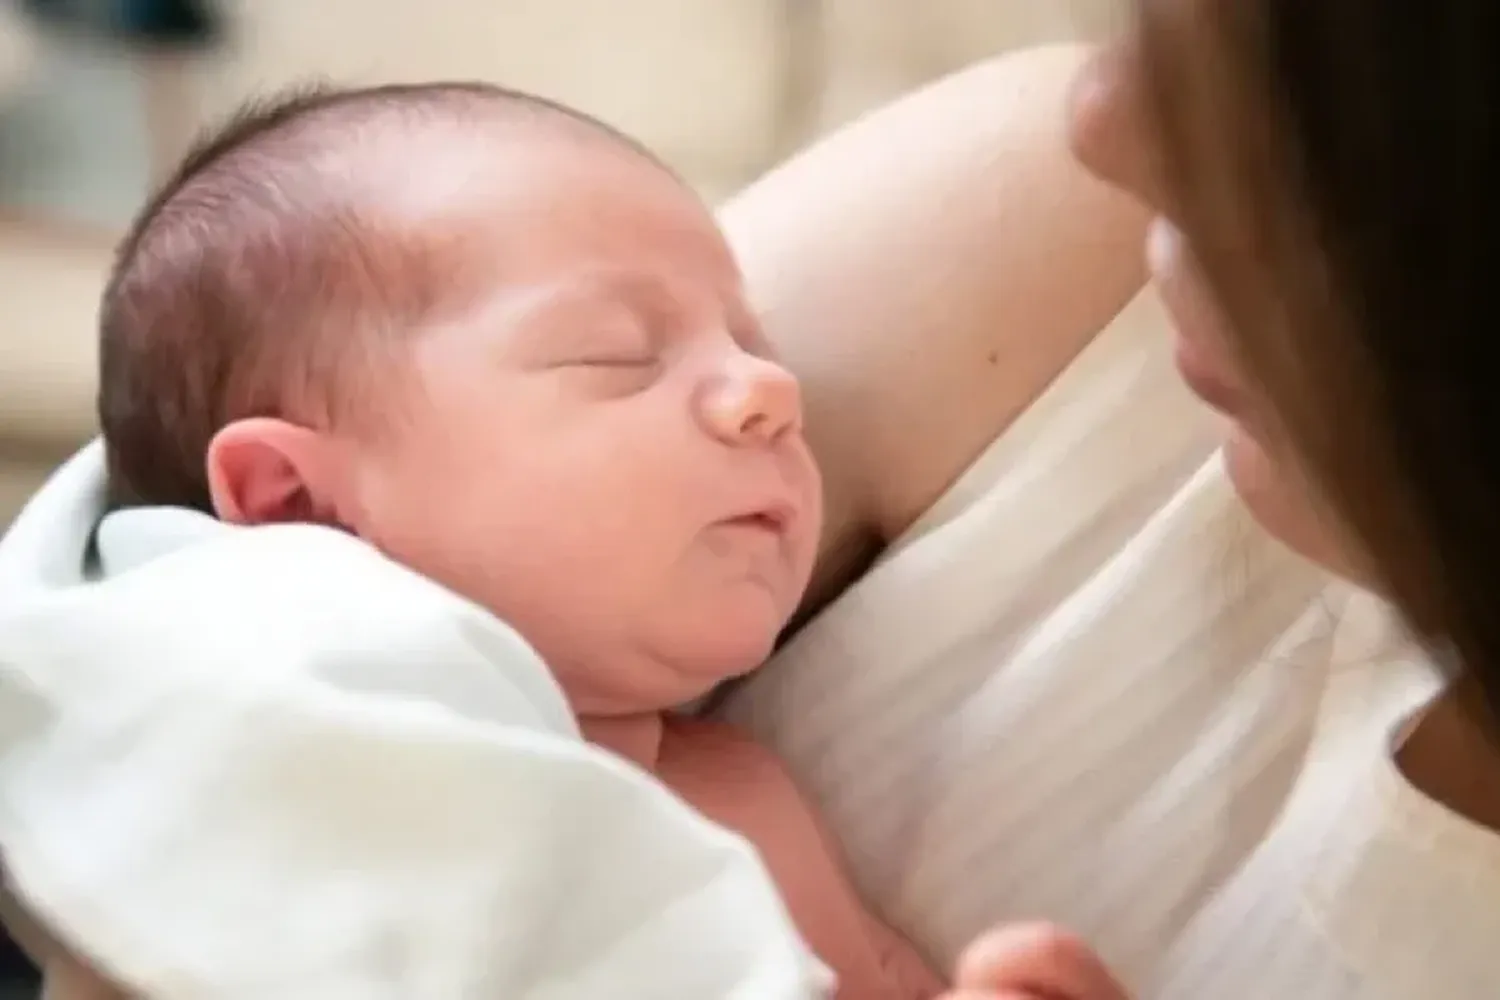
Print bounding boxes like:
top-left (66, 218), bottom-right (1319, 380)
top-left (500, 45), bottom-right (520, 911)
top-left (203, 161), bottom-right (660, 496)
top-left (724, 44), bottom-right (1148, 617)
top-left (20, 43), bottom-right (1145, 999)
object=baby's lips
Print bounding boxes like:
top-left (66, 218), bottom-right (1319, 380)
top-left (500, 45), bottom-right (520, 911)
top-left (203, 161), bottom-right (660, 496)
top-left (721, 490), bottom-right (801, 537)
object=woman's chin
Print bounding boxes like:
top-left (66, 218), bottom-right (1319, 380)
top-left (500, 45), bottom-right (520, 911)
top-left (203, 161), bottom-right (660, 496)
top-left (1222, 426), bottom-right (1356, 579)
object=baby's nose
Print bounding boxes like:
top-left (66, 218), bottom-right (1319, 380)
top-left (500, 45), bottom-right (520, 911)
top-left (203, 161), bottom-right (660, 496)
top-left (701, 353), bottom-right (803, 447)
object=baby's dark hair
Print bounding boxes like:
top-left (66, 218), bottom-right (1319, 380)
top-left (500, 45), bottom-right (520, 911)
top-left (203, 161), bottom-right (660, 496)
top-left (99, 80), bottom-right (668, 513)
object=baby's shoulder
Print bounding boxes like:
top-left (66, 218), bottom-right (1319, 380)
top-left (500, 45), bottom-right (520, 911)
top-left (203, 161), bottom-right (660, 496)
top-left (654, 717), bottom-right (820, 828)
top-left (657, 717), bottom-right (797, 781)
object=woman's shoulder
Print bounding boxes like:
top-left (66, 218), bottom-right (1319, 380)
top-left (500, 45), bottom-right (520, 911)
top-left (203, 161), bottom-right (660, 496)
top-left (721, 44), bottom-right (1150, 611)
top-left (1157, 640), bottom-right (1500, 998)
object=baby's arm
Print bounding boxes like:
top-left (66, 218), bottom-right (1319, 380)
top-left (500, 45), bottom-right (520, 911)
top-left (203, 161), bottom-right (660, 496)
top-left (725, 742), bottom-right (1123, 1000)
top-left (859, 908), bottom-right (948, 999)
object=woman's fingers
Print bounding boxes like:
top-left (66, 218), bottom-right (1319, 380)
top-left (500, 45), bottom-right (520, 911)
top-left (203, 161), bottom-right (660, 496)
top-left (954, 923), bottom-right (1128, 1000)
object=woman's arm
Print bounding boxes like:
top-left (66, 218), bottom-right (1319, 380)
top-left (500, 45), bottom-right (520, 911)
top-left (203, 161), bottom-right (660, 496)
top-left (722, 43), bottom-right (1148, 610)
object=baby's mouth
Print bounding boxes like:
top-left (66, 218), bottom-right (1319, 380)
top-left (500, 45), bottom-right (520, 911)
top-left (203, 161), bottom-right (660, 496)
top-left (721, 503), bottom-right (793, 537)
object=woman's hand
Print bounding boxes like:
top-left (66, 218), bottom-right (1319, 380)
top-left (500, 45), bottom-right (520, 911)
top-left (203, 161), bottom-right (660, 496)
top-left (944, 923), bottom-right (1129, 1000)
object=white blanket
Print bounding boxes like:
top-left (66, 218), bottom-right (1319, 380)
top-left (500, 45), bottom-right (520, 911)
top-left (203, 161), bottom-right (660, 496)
top-left (0, 443), bottom-right (830, 999)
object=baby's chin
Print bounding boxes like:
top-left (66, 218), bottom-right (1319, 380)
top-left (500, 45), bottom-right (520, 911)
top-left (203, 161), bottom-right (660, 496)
top-left (568, 620), bottom-right (781, 717)
top-left (676, 586), bottom-right (792, 669)
top-left (661, 622), bottom-right (781, 700)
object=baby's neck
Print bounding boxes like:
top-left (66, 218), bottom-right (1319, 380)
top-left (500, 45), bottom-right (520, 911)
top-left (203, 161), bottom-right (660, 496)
top-left (579, 712), bottom-right (666, 772)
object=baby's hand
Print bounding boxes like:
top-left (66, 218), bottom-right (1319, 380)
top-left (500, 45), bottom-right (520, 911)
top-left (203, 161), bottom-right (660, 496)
top-left (943, 923), bottom-right (1129, 1000)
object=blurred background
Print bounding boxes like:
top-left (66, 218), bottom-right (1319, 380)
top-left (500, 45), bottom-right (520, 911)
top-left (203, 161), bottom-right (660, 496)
top-left (0, 0), bottom-right (1121, 531)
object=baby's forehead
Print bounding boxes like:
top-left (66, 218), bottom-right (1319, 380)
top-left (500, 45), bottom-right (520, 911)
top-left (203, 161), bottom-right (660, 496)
top-left (158, 103), bottom-right (738, 344)
top-left (343, 114), bottom-right (617, 211)
top-left (329, 118), bottom-right (705, 256)
top-left (367, 136), bottom-right (736, 298)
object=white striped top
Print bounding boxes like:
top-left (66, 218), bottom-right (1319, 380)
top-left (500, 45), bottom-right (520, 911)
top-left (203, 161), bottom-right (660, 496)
top-left (723, 290), bottom-right (1500, 998)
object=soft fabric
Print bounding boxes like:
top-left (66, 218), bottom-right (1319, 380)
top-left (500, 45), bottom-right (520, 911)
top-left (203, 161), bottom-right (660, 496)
top-left (722, 289), bottom-right (1500, 997)
top-left (0, 446), bottom-right (830, 999)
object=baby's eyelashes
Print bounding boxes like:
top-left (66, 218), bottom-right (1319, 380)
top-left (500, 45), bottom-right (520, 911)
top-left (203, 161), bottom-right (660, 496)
top-left (560, 350), bottom-right (660, 369)
top-left (499, 283), bottom-right (662, 368)
top-left (553, 350), bottom-right (664, 395)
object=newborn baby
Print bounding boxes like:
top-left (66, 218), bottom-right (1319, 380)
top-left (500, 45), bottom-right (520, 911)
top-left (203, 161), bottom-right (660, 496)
top-left (93, 81), bottom-right (1123, 1000)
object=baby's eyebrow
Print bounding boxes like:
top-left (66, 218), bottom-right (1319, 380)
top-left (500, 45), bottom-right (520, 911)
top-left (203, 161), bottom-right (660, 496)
top-left (473, 272), bottom-right (638, 323)
top-left (473, 267), bottom-right (761, 359)
top-left (569, 268), bottom-right (680, 324)
top-left (463, 273), bottom-right (659, 362)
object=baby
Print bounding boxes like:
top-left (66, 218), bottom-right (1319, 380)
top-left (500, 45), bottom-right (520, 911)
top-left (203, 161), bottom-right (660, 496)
top-left (91, 81), bottom-right (1124, 1000)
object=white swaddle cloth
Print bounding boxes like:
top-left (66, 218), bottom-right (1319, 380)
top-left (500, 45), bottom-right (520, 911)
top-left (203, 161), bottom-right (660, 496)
top-left (0, 443), bottom-right (829, 999)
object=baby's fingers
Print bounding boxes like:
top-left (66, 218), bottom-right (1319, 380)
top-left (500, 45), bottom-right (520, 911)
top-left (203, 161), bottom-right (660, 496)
top-left (954, 923), bottom-right (1128, 1000)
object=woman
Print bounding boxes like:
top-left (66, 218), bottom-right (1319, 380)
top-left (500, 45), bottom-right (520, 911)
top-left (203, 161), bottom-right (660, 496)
top-left (1077, 3), bottom-right (1500, 992)
top-left (727, 5), bottom-right (1500, 996)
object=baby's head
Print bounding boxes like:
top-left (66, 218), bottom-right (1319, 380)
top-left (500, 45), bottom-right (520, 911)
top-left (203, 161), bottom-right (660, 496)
top-left (98, 83), bottom-right (822, 715)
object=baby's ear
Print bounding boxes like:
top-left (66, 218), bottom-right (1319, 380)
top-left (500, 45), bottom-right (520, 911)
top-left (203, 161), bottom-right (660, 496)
top-left (205, 418), bottom-right (349, 527)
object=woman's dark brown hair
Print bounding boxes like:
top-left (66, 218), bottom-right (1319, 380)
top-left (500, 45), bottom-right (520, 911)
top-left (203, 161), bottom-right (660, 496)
top-left (1137, 1), bottom-right (1500, 729)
